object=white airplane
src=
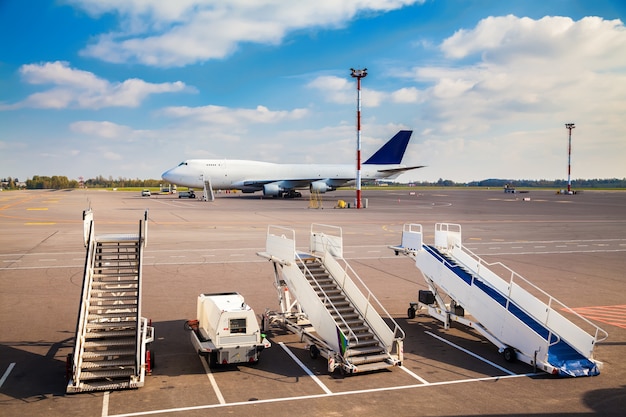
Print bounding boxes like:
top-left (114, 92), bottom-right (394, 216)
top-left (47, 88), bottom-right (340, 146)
top-left (161, 130), bottom-right (424, 198)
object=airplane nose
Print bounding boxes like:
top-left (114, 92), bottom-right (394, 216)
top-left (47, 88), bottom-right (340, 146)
top-left (161, 168), bottom-right (174, 182)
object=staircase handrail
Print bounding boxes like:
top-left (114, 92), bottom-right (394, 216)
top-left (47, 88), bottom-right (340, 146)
top-left (295, 252), bottom-right (358, 351)
top-left (310, 226), bottom-right (405, 343)
top-left (335, 256), bottom-right (407, 342)
top-left (71, 213), bottom-right (96, 384)
top-left (450, 242), bottom-right (608, 344)
top-left (134, 216), bottom-right (145, 378)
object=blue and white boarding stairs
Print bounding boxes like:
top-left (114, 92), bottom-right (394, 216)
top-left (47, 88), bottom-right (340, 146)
top-left (390, 223), bottom-right (607, 377)
top-left (258, 224), bottom-right (405, 374)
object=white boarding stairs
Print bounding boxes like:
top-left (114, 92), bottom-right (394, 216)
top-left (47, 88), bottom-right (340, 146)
top-left (391, 223), bottom-right (607, 377)
top-left (66, 210), bottom-right (155, 393)
top-left (258, 224), bottom-right (404, 374)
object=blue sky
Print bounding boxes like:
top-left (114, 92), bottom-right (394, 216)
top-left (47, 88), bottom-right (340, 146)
top-left (1, 0), bottom-right (625, 183)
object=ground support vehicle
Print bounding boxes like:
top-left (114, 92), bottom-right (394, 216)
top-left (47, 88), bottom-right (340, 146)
top-left (185, 292), bottom-right (270, 367)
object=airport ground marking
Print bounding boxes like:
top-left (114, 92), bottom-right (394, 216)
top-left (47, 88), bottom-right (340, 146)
top-left (0, 362), bottom-right (16, 388)
top-left (399, 365), bottom-right (429, 384)
top-left (425, 331), bottom-right (516, 376)
top-left (106, 372), bottom-right (537, 417)
top-left (278, 342), bottom-right (332, 395)
top-left (199, 355), bottom-right (226, 404)
top-left (102, 391), bottom-right (110, 417)
top-left (564, 305), bottom-right (626, 330)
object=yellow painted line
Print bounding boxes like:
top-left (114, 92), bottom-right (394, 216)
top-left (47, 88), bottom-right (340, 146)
top-left (25, 222), bottom-right (56, 225)
top-left (27, 207), bottom-right (48, 211)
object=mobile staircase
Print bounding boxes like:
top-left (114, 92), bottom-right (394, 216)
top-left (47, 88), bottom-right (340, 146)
top-left (66, 209), bottom-right (154, 393)
top-left (258, 224), bottom-right (404, 375)
top-left (391, 223), bottom-right (607, 377)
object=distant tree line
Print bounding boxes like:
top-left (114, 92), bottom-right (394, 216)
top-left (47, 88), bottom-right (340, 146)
top-left (84, 176), bottom-right (164, 188)
top-left (2, 175), bottom-right (626, 190)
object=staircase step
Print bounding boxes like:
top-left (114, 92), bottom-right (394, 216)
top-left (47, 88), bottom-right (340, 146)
top-left (352, 361), bottom-right (395, 373)
top-left (82, 349), bottom-right (136, 359)
top-left (346, 345), bottom-right (386, 357)
top-left (81, 359), bottom-right (136, 369)
top-left (92, 280), bottom-right (138, 287)
top-left (79, 369), bottom-right (136, 380)
top-left (340, 325), bottom-right (370, 333)
top-left (88, 312), bottom-right (138, 320)
top-left (84, 331), bottom-right (136, 340)
top-left (90, 296), bottom-right (139, 302)
top-left (348, 353), bottom-right (391, 365)
top-left (88, 304), bottom-right (138, 311)
top-left (84, 337), bottom-right (136, 347)
top-left (86, 322), bottom-right (137, 330)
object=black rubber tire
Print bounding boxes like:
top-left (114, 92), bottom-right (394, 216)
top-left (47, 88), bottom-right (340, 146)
top-left (407, 307), bottom-right (416, 319)
top-left (503, 347), bottom-right (516, 362)
top-left (208, 352), bottom-right (218, 368)
top-left (310, 345), bottom-right (320, 359)
top-left (149, 350), bottom-right (155, 370)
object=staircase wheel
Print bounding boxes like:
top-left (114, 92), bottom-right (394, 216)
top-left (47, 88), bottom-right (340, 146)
top-left (503, 347), bottom-right (516, 362)
top-left (149, 350), bottom-right (156, 370)
top-left (407, 307), bottom-right (416, 319)
top-left (310, 345), bottom-right (320, 359)
top-left (208, 352), bottom-right (218, 368)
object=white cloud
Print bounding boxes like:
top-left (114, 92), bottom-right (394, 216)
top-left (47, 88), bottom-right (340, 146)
top-left (1, 61), bottom-right (189, 110)
top-left (407, 16), bottom-right (626, 137)
top-left (161, 104), bottom-right (308, 125)
top-left (69, 0), bottom-right (424, 67)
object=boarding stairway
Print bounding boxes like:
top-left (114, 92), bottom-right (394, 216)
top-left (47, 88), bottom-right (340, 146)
top-left (391, 223), bottom-right (608, 377)
top-left (66, 210), bottom-right (154, 393)
top-left (258, 224), bottom-right (404, 374)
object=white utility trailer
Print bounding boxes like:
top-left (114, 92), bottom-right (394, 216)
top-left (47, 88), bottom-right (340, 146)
top-left (185, 292), bottom-right (271, 367)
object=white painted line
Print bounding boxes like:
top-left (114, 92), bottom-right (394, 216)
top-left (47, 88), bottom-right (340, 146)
top-left (102, 391), bottom-right (110, 417)
top-left (200, 355), bottom-right (226, 404)
top-left (425, 331), bottom-right (515, 375)
top-left (399, 365), bottom-right (429, 384)
top-left (278, 342), bottom-right (332, 395)
top-left (106, 373), bottom-right (538, 417)
top-left (0, 363), bottom-right (16, 388)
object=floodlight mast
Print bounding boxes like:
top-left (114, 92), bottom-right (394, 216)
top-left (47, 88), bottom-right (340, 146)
top-left (351, 68), bottom-right (367, 209)
top-left (565, 123), bottom-right (575, 193)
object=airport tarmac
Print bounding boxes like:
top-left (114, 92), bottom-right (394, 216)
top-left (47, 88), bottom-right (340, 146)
top-left (1, 188), bottom-right (625, 417)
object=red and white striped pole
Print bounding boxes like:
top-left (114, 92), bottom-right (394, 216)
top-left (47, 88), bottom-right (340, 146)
top-left (565, 123), bottom-right (575, 194)
top-left (351, 68), bottom-right (367, 209)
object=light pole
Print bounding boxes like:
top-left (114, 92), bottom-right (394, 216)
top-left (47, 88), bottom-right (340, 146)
top-left (565, 123), bottom-right (575, 194)
top-left (351, 68), bottom-right (367, 209)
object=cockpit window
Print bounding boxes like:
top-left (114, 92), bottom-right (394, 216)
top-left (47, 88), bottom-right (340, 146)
top-left (177, 161), bottom-right (187, 166)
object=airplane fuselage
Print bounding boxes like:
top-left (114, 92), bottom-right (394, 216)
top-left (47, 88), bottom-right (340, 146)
top-left (162, 159), bottom-right (407, 192)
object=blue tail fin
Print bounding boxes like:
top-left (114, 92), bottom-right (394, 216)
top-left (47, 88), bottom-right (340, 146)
top-left (364, 130), bottom-right (413, 165)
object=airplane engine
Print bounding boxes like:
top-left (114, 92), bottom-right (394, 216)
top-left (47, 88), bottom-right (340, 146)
top-left (263, 183), bottom-right (284, 197)
top-left (310, 181), bottom-right (334, 194)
